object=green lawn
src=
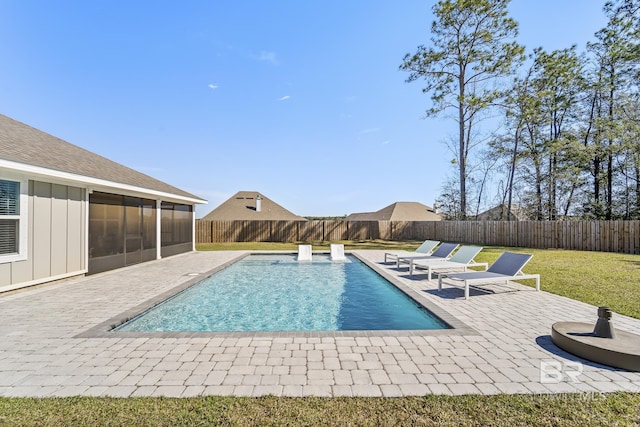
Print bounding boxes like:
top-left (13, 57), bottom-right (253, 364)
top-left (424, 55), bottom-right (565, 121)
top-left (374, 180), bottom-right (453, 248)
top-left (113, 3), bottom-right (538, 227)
top-left (2, 241), bottom-right (639, 426)
top-left (473, 246), bottom-right (640, 320)
top-left (2, 393), bottom-right (640, 426)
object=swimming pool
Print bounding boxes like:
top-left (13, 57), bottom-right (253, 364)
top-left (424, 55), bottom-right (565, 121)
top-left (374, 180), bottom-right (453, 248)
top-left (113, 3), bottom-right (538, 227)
top-left (115, 253), bottom-right (450, 332)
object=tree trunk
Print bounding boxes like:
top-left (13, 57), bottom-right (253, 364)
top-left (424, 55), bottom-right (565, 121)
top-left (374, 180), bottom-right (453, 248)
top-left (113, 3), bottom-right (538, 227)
top-left (635, 165), bottom-right (640, 219)
top-left (535, 160), bottom-right (543, 220)
top-left (551, 153), bottom-right (558, 220)
top-left (606, 67), bottom-right (615, 220)
top-left (458, 73), bottom-right (467, 220)
top-left (606, 152), bottom-right (614, 220)
top-left (585, 81), bottom-right (603, 218)
top-left (564, 183), bottom-right (576, 217)
top-left (506, 127), bottom-right (521, 221)
top-left (594, 158), bottom-right (602, 215)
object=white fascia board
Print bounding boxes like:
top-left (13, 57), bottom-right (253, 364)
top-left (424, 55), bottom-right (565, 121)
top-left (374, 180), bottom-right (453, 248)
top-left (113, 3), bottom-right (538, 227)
top-left (0, 159), bottom-right (207, 205)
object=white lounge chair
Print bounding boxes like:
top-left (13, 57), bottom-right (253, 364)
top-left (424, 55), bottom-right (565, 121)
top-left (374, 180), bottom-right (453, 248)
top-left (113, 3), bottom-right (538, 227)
top-left (409, 245), bottom-right (488, 280)
top-left (297, 244), bottom-right (312, 261)
top-left (438, 252), bottom-right (540, 299)
top-left (330, 243), bottom-right (346, 261)
top-left (384, 240), bottom-right (439, 265)
top-left (396, 242), bottom-right (459, 270)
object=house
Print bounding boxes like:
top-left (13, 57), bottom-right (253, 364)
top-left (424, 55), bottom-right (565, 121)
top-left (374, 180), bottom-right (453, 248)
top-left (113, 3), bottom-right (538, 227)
top-left (0, 114), bottom-right (206, 292)
top-left (476, 204), bottom-right (529, 221)
top-left (201, 191), bottom-right (307, 221)
top-left (345, 202), bottom-right (443, 221)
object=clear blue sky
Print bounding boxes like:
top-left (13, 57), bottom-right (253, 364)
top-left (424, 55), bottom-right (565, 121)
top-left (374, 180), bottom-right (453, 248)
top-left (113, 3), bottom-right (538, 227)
top-left (0, 1), bottom-right (608, 218)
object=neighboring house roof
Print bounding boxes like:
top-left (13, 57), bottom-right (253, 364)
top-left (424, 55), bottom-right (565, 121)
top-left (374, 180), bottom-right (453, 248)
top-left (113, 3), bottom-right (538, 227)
top-left (345, 202), bottom-right (443, 221)
top-left (0, 114), bottom-right (205, 204)
top-left (202, 191), bottom-right (308, 221)
top-left (476, 204), bottom-right (529, 221)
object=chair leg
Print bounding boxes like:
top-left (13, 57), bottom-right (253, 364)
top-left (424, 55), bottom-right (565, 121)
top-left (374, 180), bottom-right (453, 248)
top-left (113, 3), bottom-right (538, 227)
top-left (464, 282), bottom-right (470, 299)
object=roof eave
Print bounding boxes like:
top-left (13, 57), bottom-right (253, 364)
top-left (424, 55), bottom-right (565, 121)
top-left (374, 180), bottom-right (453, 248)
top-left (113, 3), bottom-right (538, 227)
top-left (0, 159), bottom-right (207, 205)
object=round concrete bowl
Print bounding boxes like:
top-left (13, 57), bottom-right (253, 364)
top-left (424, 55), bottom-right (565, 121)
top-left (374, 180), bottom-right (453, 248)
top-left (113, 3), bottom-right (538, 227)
top-left (551, 322), bottom-right (640, 372)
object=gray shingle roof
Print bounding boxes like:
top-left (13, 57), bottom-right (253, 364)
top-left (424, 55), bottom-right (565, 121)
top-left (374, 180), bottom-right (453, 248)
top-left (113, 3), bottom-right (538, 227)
top-left (476, 204), bottom-right (530, 221)
top-left (202, 191), bottom-right (307, 221)
top-left (0, 114), bottom-right (203, 202)
top-left (345, 202), bottom-right (442, 221)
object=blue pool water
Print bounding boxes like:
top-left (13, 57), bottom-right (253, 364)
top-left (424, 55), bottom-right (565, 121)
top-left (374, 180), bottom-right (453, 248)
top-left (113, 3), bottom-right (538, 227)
top-left (116, 254), bottom-right (449, 332)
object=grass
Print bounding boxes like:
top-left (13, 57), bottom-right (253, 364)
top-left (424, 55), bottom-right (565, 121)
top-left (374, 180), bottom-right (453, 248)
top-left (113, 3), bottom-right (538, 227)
top-left (2, 241), bottom-right (639, 426)
top-left (472, 246), bottom-right (640, 320)
top-left (1, 393), bottom-right (639, 426)
top-left (198, 240), bottom-right (640, 319)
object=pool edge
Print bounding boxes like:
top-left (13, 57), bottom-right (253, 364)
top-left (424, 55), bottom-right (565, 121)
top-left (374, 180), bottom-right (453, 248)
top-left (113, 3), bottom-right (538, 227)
top-left (76, 250), bottom-right (480, 339)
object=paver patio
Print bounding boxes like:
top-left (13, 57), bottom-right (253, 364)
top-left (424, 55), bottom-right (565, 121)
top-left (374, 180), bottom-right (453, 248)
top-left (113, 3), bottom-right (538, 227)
top-left (0, 250), bottom-right (638, 397)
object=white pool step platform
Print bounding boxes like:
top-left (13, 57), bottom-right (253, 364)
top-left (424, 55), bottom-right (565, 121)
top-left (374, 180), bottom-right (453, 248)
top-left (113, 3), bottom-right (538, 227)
top-left (330, 244), bottom-right (346, 261)
top-left (297, 244), bottom-right (312, 261)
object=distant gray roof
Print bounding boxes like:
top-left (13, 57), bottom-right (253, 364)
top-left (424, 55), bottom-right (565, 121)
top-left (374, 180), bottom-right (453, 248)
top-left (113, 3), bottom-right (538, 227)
top-left (202, 191), bottom-right (307, 221)
top-left (476, 204), bottom-right (530, 221)
top-left (0, 114), bottom-right (204, 203)
top-left (345, 202), bottom-right (442, 221)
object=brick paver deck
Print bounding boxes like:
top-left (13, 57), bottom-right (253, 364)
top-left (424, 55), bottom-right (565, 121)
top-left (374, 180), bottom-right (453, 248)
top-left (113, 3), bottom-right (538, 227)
top-left (0, 250), bottom-right (638, 397)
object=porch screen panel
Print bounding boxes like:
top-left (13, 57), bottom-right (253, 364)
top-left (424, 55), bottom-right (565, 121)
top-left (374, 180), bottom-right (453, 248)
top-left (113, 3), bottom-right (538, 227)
top-left (89, 192), bottom-right (124, 259)
top-left (141, 199), bottom-right (156, 250)
top-left (161, 202), bottom-right (193, 247)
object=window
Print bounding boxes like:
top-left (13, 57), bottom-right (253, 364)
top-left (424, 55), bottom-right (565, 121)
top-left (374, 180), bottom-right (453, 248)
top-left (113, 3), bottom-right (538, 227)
top-left (0, 178), bottom-right (27, 261)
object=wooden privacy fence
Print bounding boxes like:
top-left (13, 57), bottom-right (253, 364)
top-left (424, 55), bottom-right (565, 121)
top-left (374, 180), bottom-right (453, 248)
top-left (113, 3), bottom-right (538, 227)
top-left (196, 220), bottom-right (640, 254)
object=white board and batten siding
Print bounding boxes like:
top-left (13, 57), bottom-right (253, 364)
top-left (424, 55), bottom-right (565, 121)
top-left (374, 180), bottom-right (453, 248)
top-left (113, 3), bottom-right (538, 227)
top-left (0, 180), bottom-right (86, 292)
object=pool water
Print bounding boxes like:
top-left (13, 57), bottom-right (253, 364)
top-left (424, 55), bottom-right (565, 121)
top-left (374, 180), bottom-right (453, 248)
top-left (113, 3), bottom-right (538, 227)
top-left (116, 254), bottom-right (449, 332)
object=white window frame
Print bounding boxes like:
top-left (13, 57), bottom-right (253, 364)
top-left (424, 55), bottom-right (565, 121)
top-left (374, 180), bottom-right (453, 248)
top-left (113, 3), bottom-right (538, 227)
top-left (0, 176), bottom-right (28, 262)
